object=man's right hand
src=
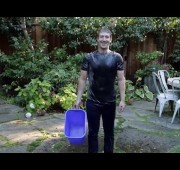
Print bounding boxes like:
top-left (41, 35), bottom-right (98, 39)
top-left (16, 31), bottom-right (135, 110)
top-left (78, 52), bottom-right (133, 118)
top-left (73, 100), bottom-right (81, 109)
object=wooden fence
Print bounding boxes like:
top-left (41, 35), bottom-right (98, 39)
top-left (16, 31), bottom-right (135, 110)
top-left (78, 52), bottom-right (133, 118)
top-left (124, 33), bottom-right (157, 80)
top-left (0, 26), bottom-right (173, 81)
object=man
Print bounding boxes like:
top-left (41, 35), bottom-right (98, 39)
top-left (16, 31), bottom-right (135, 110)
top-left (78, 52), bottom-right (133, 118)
top-left (74, 27), bottom-right (125, 153)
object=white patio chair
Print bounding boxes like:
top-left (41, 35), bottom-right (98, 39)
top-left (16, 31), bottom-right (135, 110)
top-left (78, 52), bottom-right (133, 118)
top-left (171, 99), bottom-right (180, 124)
top-left (158, 70), bottom-right (180, 93)
top-left (152, 72), bottom-right (179, 117)
top-left (158, 70), bottom-right (170, 91)
top-left (171, 79), bottom-right (180, 124)
top-left (172, 78), bottom-right (180, 89)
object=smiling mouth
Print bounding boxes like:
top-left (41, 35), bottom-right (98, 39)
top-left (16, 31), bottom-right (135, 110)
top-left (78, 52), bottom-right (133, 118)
top-left (101, 42), bottom-right (108, 45)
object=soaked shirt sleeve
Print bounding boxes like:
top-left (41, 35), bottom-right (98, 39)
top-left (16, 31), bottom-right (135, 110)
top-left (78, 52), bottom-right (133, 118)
top-left (81, 53), bottom-right (90, 71)
top-left (115, 52), bottom-right (124, 71)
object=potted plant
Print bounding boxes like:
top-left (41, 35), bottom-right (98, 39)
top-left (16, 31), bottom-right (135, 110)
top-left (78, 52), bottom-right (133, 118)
top-left (135, 51), bottom-right (164, 93)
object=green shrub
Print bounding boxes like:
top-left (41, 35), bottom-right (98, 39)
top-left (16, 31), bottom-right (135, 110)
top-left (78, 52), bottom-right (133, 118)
top-left (15, 78), bottom-right (60, 114)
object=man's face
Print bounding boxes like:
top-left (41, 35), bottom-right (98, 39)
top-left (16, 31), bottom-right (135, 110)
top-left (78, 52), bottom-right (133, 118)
top-left (97, 31), bottom-right (112, 50)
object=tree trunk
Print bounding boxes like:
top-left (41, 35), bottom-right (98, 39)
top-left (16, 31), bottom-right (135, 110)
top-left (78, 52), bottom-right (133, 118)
top-left (20, 17), bottom-right (34, 51)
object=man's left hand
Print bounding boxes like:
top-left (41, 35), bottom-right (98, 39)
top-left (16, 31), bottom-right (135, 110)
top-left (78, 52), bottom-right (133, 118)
top-left (119, 101), bottom-right (125, 112)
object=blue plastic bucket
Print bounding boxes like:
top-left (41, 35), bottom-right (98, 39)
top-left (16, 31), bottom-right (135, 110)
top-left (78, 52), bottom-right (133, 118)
top-left (64, 109), bottom-right (86, 145)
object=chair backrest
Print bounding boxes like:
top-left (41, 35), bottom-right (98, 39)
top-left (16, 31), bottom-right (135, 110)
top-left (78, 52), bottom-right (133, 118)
top-left (158, 70), bottom-right (170, 92)
top-left (172, 79), bottom-right (180, 92)
top-left (152, 72), bottom-right (167, 97)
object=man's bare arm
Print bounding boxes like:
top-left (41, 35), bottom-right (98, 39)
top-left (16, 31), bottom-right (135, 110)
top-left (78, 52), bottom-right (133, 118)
top-left (74, 70), bottom-right (87, 108)
top-left (117, 70), bottom-right (126, 112)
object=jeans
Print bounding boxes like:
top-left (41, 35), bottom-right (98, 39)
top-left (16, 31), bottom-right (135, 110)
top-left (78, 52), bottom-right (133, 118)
top-left (86, 99), bottom-right (116, 153)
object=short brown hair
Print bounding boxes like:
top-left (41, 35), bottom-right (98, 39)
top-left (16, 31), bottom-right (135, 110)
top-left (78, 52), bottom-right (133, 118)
top-left (97, 27), bottom-right (112, 38)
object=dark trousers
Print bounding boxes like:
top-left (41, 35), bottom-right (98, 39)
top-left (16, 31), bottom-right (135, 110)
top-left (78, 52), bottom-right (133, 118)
top-left (86, 99), bottom-right (116, 153)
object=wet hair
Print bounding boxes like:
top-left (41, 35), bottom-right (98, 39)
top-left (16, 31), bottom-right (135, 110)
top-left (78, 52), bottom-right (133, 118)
top-left (97, 27), bottom-right (112, 38)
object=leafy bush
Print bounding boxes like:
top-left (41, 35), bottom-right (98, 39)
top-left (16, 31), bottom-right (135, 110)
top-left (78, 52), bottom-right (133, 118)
top-left (125, 80), bottom-right (154, 105)
top-left (15, 78), bottom-right (60, 114)
top-left (60, 84), bottom-right (77, 110)
top-left (58, 82), bottom-right (87, 110)
top-left (0, 37), bottom-right (52, 94)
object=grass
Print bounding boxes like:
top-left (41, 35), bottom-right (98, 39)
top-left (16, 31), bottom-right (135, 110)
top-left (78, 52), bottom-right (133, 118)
top-left (138, 128), bottom-right (180, 137)
top-left (129, 109), bottom-right (180, 137)
top-left (26, 129), bottom-right (50, 152)
top-left (51, 135), bottom-right (68, 152)
top-left (168, 146), bottom-right (180, 153)
top-left (114, 114), bottom-right (126, 153)
top-left (27, 136), bottom-right (48, 152)
top-left (0, 135), bottom-right (18, 149)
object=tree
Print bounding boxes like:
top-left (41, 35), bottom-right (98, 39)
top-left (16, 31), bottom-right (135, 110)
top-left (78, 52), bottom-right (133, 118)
top-left (0, 17), bottom-right (37, 51)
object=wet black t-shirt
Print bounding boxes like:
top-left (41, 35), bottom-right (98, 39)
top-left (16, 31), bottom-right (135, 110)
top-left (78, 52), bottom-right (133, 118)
top-left (81, 50), bottom-right (124, 104)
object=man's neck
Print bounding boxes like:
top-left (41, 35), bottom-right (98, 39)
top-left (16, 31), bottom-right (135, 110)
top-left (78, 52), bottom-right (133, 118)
top-left (98, 49), bottom-right (111, 54)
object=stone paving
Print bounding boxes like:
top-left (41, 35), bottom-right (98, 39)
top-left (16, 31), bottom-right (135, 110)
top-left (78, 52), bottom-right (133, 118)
top-left (116, 100), bottom-right (180, 153)
top-left (0, 98), bottom-right (180, 153)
